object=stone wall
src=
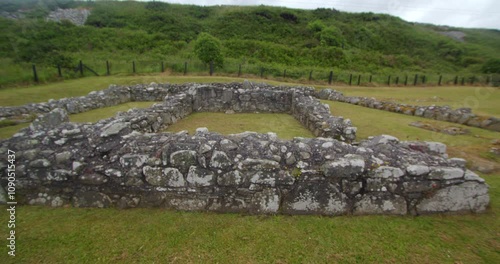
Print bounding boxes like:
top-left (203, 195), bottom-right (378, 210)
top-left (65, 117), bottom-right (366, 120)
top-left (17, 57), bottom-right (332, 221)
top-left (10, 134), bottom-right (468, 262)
top-left (0, 82), bottom-right (356, 142)
top-left (0, 82), bottom-right (490, 215)
top-left (0, 109), bottom-right (489, 215)
top-left (316, 89), bottom-right (500, 132)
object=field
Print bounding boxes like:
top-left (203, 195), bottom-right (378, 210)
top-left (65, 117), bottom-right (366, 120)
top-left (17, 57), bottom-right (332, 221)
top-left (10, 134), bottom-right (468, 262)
top-left (0, 75), bottom-right (499, 263)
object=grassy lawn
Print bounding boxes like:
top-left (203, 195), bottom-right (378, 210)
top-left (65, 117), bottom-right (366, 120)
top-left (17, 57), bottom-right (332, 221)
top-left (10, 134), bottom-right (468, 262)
top-left (165, 112), bottom-right (314, 140)
top-left (332, 86), bottom-right (500, 117)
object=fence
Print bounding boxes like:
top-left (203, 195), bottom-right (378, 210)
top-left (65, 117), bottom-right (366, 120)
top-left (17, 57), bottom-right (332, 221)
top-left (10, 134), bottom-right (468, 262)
top-left (4, 59), bottom-right (500, 87)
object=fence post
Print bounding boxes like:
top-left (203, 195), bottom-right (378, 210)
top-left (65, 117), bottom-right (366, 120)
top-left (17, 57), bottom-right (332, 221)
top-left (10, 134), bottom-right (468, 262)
top-left (404, 75), bottom-right (408, 86)
top-left (357, 75), bottom-right (361, 86)
top-left (57, 65), bottom-right (62, 78)
top-left (486, 76), bottom-right (490, 85)
top-left (395, 76), bottom-right (399, 85)
top-left (283, 69), bottom-right (286, 78)
top-left (422, 75), bottom-right (426, 85)
top-left (387, 75), bottom-right (391, 86)
top-left (260, 68), bottom-right (264, 78)
top-left (309, 70), bottom-right (312, 81)
top-left (349, 74), bottom-right (353, 86)
top-left (438, 75), bottom-right (442, 86)
top-left (414, 74), bottom-right (418, 86)
top-left (461, 77), bottom-right (465, 85)
top-left (161, 61), bottom-right (164, 73)
top-left (132, 61), bottom-right (136, 73)
top-left (328, 71), bottom-right (333, 85)
top-left (238, 64), bottom-right (242, 77)
top-left (470, 76), bottom-right (475, 85)
top-left (79, 60), bottom-right (83, 76)
top-left (209, 61), bottom-right (214, 76)
top-left (32, 64), bottom-right (39, 83)
top-left (184, 62), bottom-right (187, 75)
top-left (369, 75), bottom-right (372, 83)
top-left (106, 60), bottom-right (110, 75)
top-left (454, 76), bottom-right (458, 85)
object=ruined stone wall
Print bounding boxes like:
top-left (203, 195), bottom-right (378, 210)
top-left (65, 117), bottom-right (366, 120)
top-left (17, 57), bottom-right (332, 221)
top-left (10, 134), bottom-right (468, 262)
top-left (0, 82), bottom-right (355, 142)
top-left (0, 108), bottom-right (489, 215)
top-left (0, 83), bottom-right (490, 215)
top-left (316, 89), bottom-right (500, 132)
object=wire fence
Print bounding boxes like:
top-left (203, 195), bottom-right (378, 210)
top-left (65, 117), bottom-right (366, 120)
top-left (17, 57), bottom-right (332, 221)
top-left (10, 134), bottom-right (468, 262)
top-left (2, 59), bottom-right (499, 88)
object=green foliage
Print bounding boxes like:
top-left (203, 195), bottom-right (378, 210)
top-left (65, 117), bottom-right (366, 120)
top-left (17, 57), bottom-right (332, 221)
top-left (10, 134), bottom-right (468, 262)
top-left (307, 20), bottom-right (325, 32)
top-left (0, 1), bottom-right (499, 85)
top-left (482, 58), bottom-right (500, 73)
top-left (194, 32), bottom-right (223, 67)
top-left (320, 26), bottom-right (345, 47)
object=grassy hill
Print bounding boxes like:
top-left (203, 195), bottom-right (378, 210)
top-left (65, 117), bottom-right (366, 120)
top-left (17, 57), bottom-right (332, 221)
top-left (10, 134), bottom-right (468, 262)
top-left (1, 0), bottom-right (499, 86)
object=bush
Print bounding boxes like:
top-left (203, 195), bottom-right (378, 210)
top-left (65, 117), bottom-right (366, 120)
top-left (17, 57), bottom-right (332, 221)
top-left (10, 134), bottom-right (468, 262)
top-left (194, 33), bottom-right (224, 68)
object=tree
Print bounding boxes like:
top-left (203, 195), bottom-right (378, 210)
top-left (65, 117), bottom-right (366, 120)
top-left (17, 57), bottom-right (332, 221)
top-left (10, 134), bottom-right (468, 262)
top-left (194, 32), bottom-right (223, 67)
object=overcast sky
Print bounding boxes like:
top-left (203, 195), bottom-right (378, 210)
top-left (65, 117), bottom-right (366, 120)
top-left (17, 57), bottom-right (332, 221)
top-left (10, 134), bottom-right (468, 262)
top-left (152, 0), bottom-right (499, 29)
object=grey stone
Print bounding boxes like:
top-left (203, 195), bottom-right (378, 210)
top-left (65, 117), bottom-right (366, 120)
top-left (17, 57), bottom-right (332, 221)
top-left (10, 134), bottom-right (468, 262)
top-left (240, 158), bottom-right (280, 171)
top-left (78, 174), bottom-right (108, 185)
top-left (72, 191), bottom-right (112, 208)
top-left (220, 139), bottom-right (238, 151)
top-left (30, 108), bottom-right (69, 131)
top-left (168, 198), bottom-right (207, 211)
top-left (322, 154), bottom-right (365, 179)
top-left (371, 135), bottom-right (399, 144)
top-left (120, 154), bottom-right (149, 167)
top-left (55, 151), bottom-right (72, 164)
top-left (464, 170), bottom-right (485, 183)
top-left (217, 170), bottom-right (243, 186)
top-left (354, 194), bottom-right (407, 215)
top-left (164, 168), bottom-right (186, 187)
top-left (72, 161), bottom-right (85, 173)
top-left (406, 165), bottom-right (430, 176)
top-left (416, 182), bottom-right (489, 213)
top-left (143, 166), bottom-right (164, 186)
top-left (210, 151), bottom-right (233, 169)
top-left (170, 150), bottom-right (197, 172)
top-left (372, 166), bottom-right (404, 180)
top-left (29, 159), bottom-right (51, 168)
top-left (104, 168), bottom-right (122, 178)
top-left (425, 142), bottom-right (447, 155)
top-left (428, 167), bottom-right (464, 180)
top-left (186, 166), bottom-right (214, 187)
top-left (252, 188), bottom-right (280, 213)
top-left (100, 122), bottom-right (130, 137)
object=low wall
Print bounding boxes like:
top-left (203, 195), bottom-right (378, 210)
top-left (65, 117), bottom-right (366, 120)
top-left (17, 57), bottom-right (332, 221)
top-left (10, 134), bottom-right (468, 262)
top-left (0, 82), bottom-right (490, 215)
top-left (316, 89), bottom-right (500, 132)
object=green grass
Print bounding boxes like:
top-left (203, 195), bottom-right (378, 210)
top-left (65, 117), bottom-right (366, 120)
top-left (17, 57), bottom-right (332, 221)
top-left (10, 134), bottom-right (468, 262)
top-left (0, 173), bottom-right (498, 263)
top-left (331, 86), bottom-right (500, 117)
top-left (326, 101), bottom-right (500, 172)
top-left (69, 102), bottom-right (159, 123)
top-left (165, 112), bottom-right (314, 140)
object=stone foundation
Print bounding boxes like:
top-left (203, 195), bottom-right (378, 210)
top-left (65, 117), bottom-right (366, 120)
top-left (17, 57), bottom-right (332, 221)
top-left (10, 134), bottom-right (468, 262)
top-left (316, 89), bottom-right (500, 132)
top-left (0, 82), bottom-right (490, 215)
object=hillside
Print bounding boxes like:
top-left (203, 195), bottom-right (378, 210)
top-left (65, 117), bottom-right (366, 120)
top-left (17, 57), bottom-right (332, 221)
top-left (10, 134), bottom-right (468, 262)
top-left (1, 0), bottom-right (499, 83)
